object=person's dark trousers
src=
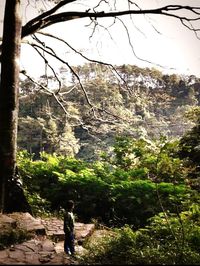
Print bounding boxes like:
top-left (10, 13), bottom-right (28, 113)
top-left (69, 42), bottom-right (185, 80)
top-left (64, 232), bottom-right (75, 255)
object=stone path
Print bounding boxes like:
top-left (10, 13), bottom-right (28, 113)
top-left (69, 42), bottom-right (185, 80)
top-left (0, 213), bottom-right (95, 265)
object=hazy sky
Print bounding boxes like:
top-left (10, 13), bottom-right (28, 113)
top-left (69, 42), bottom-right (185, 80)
top-left (0, 0), bottom-right (200, 78)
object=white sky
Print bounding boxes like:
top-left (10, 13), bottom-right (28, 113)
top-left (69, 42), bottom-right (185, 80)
top-left (0, 0), bottom-right (200, 78)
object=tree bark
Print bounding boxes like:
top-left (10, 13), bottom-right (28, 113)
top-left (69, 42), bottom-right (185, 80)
top-left (0, 0), bottom-right (31, 213)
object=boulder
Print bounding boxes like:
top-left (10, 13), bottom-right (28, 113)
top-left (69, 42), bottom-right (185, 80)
top-left (7, 212), bottom-right (46, 235)
top-left (0, 214), bottom-right (17, 231)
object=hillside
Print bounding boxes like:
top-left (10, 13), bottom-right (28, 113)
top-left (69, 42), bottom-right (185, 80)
top-left (18, 64), bottom-right (200, 160)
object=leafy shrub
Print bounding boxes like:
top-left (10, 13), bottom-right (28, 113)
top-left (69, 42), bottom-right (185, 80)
top-left (18, 149), bottom-right (193, 226)
top-left (110, 180), bottom-right (190, 228)
top-left (25, 191), bottom-right (52, 217)
top-left (80, 206), bottom-right (200, 265)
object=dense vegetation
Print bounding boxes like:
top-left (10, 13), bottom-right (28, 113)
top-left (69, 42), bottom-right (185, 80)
top-left (17, 133), bottom-right (200, 264)
top-left (15, 64), bottom-right (200, 264)
top-left (18, 64), bottom-right (200, 161)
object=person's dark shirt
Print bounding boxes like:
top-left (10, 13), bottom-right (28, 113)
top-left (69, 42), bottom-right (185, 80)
top-left (64, 211), bottom-right (74, 235)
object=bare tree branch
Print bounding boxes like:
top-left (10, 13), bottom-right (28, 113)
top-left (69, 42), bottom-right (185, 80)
top-left (32, 34), bottom-right (62, 92)
top-left (20, 70), bottom-right (69, 115)
top-left (23, 38), bottom-right (131, 123)
top-left (116, 16), bottom-right (168, 69)
top-left (24, 0), bottom-right (77, 28)
top-left (22, 5), bottom-right (200, 38)
top-left (36, 31), bottom-right (130, 91)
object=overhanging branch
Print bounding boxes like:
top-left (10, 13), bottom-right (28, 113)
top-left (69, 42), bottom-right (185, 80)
top-left (36, 31), bottom-right (130, 91)
top-left (22, 5), bottom-right (200, 38)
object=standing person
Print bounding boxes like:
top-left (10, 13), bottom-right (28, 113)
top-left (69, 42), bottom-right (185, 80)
top-left (63, 200), bottom-right (75, 255)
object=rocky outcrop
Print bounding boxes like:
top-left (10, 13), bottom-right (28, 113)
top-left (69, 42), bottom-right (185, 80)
top-left (7, 212), bottom-right (46, 235)
top-left (41, 217), bottom-right (95, 243)
top-left (0, 214), bottom-right (17, 231)
top-left (0, 212), bottom-right (95, 264)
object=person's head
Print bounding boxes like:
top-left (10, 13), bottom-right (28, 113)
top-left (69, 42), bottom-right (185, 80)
top-left (66, 200), bottom-right (74, 211)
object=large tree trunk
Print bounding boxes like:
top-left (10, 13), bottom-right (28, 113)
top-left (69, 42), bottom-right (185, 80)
top-left (0, 0), bottom-right (31, 213)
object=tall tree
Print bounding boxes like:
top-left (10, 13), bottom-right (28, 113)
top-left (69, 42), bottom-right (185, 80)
top-left (0, 0), bottom-right (20, 211)
top-left (0, 0), bottom-right (200, 213)
top-left (0, 0), bottom-right (31, 213)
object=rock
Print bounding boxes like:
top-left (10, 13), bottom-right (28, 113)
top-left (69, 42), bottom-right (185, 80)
top-left (7, 212), bottom-right (46, 235)
top-left (41, 217), bottom-right (64, 242)
top-left (75, 222), bottom-right (95, 242)
top-left (41, 239), bottom-right (55, 252)
top-left (0, 250), bottom-right (8, 260)
top-left (41, 218), bottom-right (95, 243)
top-left (0, 214), bottom-right (17, 230)
top-left (0, 213), bottom-right (96, 264)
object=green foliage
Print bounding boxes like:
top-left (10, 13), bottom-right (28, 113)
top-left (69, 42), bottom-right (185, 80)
top-left (18, 64), bottom-right (200, 162)
top-left (178, 119), bottom-right (200, 189)
top-left (17, 151), bottom-right (61, 214)
top-left (16, 64), bottom-right (200, 264)
top-left (16, 134), bottom-right (200, 265)
top-left (179, 120), bottom-right (200, 168)
top-left (17, 135), bottom-right (198, 228)
top-left (58, 156), bottom-right (88, 173)
top-left (109, 180), bottom-right (190, 228)
top-left (184, 106), bottom-right (200, 123)
top-left (110, 180), bottom-right (156, 227)
top-left (18, 140), bottom-right (194, 228)
top-left (108, 136), bottom-right (186, 184)
top-left (111, 136), bottom-right (152, 170)
top-left (81, 226), bottom-right (137, 265)
top-left (81, 206), bottom-right (200, 265)
top-left (25, 192), bottom-right (52, 217)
